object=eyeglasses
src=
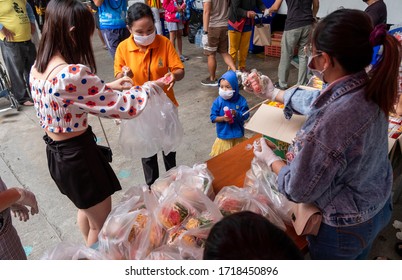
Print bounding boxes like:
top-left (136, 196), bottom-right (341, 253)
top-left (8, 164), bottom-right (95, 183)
top-left (304, 44), bottom-right (323, 57)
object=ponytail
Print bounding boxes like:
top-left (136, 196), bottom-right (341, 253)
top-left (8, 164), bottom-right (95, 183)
top-left (366, 29), bottom-right (402, 117)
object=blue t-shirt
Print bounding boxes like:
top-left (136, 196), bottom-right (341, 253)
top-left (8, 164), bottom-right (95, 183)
top-left (98, 0), bottom-right (127, 30)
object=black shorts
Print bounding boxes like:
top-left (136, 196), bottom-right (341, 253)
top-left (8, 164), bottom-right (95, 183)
top-left (43, 126), bottom-right (121, 209)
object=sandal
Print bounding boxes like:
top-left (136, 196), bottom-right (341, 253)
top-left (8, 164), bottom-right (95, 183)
top-left (395, 242), bottom-right (402, 258)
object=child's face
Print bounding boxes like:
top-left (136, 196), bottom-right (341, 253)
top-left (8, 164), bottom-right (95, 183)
top-left (220, 79), bottom-right (233, 91)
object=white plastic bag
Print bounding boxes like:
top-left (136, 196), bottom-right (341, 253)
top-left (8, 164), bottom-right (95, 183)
top-left (119, 82), bottom-right (183, 158)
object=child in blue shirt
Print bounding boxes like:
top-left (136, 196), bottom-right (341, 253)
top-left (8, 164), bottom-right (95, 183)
top-left (210, 70), bottom-right (250, 157)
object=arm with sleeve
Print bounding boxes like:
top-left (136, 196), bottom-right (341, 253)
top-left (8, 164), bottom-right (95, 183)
top-left (26, 2), bottom-right (36, 23)
top-left (234, 96), bottom-right (250, 122)
top-left (163, 0), bottom-right (178, 13)
top-left (277, 133), bottom-right (346, 204)
top-left (282, 87), bottom-right (321, 118)
top-left (56, 65), bottom-right (148, 119)
top-left (210, 98), bottom-right (221, 123)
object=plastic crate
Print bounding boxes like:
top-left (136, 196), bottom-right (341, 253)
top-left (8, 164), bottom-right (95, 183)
top-left (264, 37), bottom-right (282, 57)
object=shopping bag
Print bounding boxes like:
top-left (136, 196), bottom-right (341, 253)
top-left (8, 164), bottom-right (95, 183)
top-left (119, 82), bottom-right (183, 158)
top-left (228, 18), bottom-right (246, 32)
top-left (253, 21), bottom-right (272, 46)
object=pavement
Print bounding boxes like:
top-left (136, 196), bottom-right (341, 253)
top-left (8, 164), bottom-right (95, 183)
top-left (0, 35), bottom-right (401, 260)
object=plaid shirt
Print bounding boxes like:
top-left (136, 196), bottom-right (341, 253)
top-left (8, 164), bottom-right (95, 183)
top-left (0, 178), bottom-right (26, 260)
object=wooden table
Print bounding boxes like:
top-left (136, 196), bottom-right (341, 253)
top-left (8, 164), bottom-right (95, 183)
top-left (206, 134), bottom-right (309, 253)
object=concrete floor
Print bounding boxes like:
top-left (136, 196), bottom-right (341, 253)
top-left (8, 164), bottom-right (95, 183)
top-left (0, 35), bottom-right (401, 260)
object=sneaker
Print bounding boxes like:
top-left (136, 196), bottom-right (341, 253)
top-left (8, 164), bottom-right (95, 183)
top-left (201, 77), bottom-right (218, 87)
top-left (180, 55), bottom-right (189, 62)
top-left (274, 82), bottom-right (288, 90)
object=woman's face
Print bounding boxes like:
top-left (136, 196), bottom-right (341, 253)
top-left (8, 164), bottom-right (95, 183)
top-left (128, 16), bottom-right (155, 36)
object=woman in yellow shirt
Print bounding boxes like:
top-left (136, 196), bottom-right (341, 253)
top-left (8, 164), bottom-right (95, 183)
top-left (114, 2), bottom-right (185, 186)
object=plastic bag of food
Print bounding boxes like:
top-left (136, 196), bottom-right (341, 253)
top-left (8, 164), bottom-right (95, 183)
top-left (151, 163), bottom-right (215, 202)
top-left (214, 185), bottom-right (286, 231)
top-left (244, 157), bottom-right (295, 225)
top-left (119, 82), bottom-right (183, 158)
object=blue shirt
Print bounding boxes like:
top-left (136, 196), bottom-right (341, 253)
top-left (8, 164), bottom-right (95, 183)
top-left (278, 71), bottom-right (392, 227)
top-left (98, 0), bottom-right (127, 30)
top-left (210, 71), bottom-right (250, 140)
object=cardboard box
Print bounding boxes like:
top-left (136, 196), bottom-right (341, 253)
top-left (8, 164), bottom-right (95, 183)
top-left (245, 103), bottom-right (398, 156)
top-left (244, 104), bottom-right (306, 159)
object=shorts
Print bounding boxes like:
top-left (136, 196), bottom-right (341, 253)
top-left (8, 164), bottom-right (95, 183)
top-left (43, 126), bottom-right (121, 209)
top-left (166, 21), bottom-right (184, 32)
top-left (204, 26), bottom-right (229, 55)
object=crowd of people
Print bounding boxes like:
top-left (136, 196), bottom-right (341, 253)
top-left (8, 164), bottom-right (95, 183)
top-left (1, 0), bottom-right (402, 260)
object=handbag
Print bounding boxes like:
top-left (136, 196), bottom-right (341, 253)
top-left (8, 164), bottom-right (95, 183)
top-left (97, 117), bottom-right (113, 163)
top-left (291, 203), bottom-right (322, 236)
top-left (253, 16), bottom-right (271, 46)
top-left (228, 18), bottom-right (246, 32)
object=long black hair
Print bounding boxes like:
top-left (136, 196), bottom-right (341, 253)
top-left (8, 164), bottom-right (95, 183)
top-left (312, 9), bottom-right (401, 116)
top-left (35, 0), bottom-right (96, 73)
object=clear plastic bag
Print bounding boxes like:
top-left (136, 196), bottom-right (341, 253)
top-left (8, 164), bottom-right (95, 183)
top-left (156, 185), bottom-right (222, 231)
top-left (151, 163), bottom-right (215, 201)
top-left (244, 158), bottom-right (295, 225)
top-left (119, 82), bottom-right (183, 158)
top-left (214, 185), bottom-right (286, 231)
top-left (41, 242), bottom-right (109, 260)
top-left (97, 186), bottom-right (165, 259)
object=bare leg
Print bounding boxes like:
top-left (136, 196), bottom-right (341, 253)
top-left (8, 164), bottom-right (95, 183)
top-left (77, 209), bottom-right (90, 243)
top-left (221, 52), bottom-right (237, 72)
top-left (78, 196), bottom-right (112, 247)
top-left (177, 29), bottom-right (183, 56)
top-left (207, 54), bottom-right (217, 80)
top-left (169, 31), bottom-right (177, 50)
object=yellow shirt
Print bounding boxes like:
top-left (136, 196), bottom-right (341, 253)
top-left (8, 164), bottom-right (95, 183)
top-left (114, 34), bottom-right (184, 106)
top-left (0, 0), bottom-right (31, 42)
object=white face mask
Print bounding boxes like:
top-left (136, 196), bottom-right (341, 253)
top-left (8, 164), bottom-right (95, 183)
top-left (134, 31), bottom-right (156, 46)
top-left (219, 88), bottom-right (234, 100)
top-left (308, 55), bottom-right (327, 82)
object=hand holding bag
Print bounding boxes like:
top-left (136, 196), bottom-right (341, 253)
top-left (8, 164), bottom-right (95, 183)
top-left (291, 203), bottom-right (322, 236)
top-left (253, 16), bottom-right (272, 46)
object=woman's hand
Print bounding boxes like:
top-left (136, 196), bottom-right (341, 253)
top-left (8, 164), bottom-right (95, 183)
top-left (107, 77), bottom-right (133, 90)
top-left (11, 204), bottom-right (31, 222)
top-left (247, 11), bottom-right (256, 18)
top-left (244, 73), bottom-right (280, 101)
top-left (253, 137), bottom-right (282, 168)
top-left (163, 73), bottom-right (176, 91)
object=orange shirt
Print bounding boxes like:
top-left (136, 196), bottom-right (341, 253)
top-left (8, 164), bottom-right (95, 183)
top-left (114, 35), bottom-right (184, 106)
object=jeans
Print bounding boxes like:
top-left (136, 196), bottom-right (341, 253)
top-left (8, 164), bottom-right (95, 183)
top-left (0, 39), bottom-right (36, 103)
top-left (141, 151), bottom-right (176, 186)
top-left (277, 25), bottom-right (311, 88)
top-left (101, 28), bottom-right (130, 59)
top-left (307, 196), bottom-right (393, 259)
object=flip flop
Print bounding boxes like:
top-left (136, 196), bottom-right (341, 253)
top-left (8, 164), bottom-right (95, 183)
top-left (395, 242), bottom-right (402, 258)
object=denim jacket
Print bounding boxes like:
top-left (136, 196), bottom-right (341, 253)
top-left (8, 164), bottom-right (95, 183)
top-left (277, 71), bottom-right (392, 227)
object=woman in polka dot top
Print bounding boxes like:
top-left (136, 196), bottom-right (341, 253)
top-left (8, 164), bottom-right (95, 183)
top-left (29, 0), bottom-right (153, 247)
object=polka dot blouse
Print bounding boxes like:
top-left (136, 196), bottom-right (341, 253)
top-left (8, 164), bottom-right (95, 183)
top-left (30, 64), bottom-right (148, 133)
